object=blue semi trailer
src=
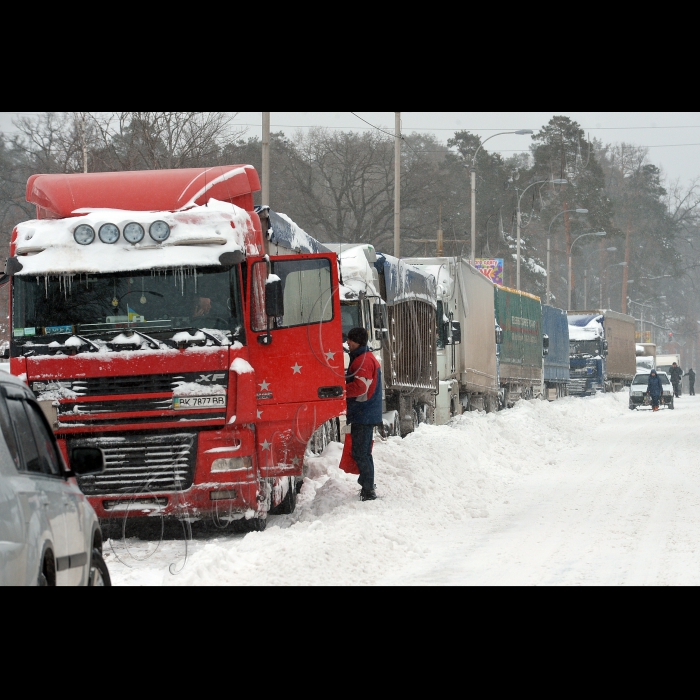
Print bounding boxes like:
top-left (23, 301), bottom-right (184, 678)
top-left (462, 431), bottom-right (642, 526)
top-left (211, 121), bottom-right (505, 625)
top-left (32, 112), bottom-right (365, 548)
top-left (542, 305), bottom-right (570, 399)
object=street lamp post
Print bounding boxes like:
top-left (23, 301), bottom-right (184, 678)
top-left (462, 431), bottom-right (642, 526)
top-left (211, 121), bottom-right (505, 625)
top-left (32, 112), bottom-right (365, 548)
top-left (568, 231), bottom-right (606, 310)
top-left (629, 296), bottom-right (666, 342)
top-left (546, 208), bottom-right (588, 304)
top-left (470, 130), bottom-right (532, 265)
top-left (517, 179), bottom-right (568, 291)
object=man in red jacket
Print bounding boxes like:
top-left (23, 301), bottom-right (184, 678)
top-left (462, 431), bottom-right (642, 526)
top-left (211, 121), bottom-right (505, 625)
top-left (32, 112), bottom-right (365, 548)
top-left (346, 327), bottom-right (382, 501)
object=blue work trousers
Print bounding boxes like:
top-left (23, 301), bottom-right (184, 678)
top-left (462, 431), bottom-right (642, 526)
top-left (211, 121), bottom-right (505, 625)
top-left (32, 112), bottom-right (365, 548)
top-left (351, 423), bottom-right (375, 490)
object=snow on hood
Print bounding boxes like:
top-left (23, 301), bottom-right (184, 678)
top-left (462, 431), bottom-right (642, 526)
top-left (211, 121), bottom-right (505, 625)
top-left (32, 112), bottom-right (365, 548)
top-left (13, 198), bottom-right (258, 277)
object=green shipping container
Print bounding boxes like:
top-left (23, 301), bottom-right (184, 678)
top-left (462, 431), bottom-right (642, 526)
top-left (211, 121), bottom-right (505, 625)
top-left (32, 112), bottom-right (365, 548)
top-left (494, 286), bottom-right (543, 382)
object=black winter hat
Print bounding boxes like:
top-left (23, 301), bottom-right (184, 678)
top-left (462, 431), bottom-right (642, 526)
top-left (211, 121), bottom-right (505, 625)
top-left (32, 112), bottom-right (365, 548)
top-left (347, 327), bottom-right (369, 345)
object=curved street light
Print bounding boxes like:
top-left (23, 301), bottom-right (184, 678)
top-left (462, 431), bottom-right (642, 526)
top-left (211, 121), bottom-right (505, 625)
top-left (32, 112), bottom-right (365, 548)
top-left (517, 178), bottom-right (568, 291)
top-left (469, 130), bottom-right (533, 265)
top-left (568, 231), bottom-right (606, 310)
top-left (546, 208), bottom-right (588, 303)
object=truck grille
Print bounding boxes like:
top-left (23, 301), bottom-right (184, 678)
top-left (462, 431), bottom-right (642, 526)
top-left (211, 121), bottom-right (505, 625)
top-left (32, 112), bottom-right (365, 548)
top-left (71, 374), bottom-right (184, 396)
top-left (58, 398), bottom-right (174, 414)
top-left (34, 372), bottom-right (228, 398)
top-left (568, 378), bottom-right (589, 395)
top-left (72, 432), bottom-right (197, 496)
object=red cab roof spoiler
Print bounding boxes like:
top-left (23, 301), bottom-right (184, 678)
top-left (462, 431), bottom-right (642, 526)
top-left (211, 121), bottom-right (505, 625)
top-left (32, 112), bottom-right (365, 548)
top-left (26, 165), bottom-right (261, 219)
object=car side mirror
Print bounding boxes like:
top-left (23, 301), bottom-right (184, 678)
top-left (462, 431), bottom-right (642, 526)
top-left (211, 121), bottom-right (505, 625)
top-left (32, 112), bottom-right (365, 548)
top-left (495, 326), bottom-right (504, 345)
top-left (265, 277), bottom-right (284, 318)
top-left (70, 447), bottom-right (105, 476)
top-left (451, 321), bottom-right (461, 344)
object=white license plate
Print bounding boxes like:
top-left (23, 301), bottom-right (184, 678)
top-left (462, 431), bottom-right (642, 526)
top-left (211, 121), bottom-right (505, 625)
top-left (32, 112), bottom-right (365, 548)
top-left (173, 396), bottom-right (226, 410)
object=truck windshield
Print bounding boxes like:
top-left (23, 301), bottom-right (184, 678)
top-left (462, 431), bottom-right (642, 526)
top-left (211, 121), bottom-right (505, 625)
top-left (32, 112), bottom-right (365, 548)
top-left (340, 302), bottom-right (361, 341)
top-left (12, 267), bottom-right (243, 347)
top-left (570, 339), bottom-right (600, 356)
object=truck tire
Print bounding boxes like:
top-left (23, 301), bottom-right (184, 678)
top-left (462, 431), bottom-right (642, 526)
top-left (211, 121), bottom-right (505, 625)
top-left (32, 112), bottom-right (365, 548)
top-left (236, 517), bottom-right (267, 533)
top-left (271, 477), bottom-right (297, 515)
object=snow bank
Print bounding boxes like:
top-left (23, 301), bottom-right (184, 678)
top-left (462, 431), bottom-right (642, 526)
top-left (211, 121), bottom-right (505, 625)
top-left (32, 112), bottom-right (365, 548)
top-left (107, 392), bottom-right (629, 586)
top-left (14, 198), bottom-right (258, 277)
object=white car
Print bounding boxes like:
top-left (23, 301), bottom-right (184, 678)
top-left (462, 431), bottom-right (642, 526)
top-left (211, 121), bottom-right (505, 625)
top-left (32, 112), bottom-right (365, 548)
top-left (0, 372), bottom-right (110, 585)
top-left (628, 371), bottom-right (674, 410)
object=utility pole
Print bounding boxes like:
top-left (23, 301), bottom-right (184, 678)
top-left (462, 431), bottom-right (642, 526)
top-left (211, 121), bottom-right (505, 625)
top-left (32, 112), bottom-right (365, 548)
top-left (470, 164), bottom-right (476, 264)
top-left (437, 203), bottom-right (444, 257)
top-left (262, 112), bottom-right (270, 206)
top-left (80, 112), bottom-right (88, 173)
top-left (394, 112), bottom-right (401, 258)
top-left (546, 237), bottom-right (551, 303)
top-left (622, 220), bottom-right (631, 313)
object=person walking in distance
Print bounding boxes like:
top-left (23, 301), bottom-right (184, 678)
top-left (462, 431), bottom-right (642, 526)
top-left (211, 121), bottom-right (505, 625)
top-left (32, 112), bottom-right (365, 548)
top-left (685, 368), bottom-right (696, 396)
top-left (646, 370), bottom-right (664, 412)
top-left (669, 362), bottom-right (683, 398)
top-left (345, 327), bottom-right (382, 501)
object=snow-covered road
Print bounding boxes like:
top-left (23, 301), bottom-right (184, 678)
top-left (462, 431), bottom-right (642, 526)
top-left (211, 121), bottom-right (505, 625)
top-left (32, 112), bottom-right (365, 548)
top-left (107, 393), bottom-right (700, 586)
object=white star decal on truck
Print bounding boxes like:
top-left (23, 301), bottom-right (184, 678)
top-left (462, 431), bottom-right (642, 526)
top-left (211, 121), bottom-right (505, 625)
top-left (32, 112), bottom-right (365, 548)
top-left (258, 380), bottom-right (270, 391)
top-left (292, 363), bottom-right (302, 374)
top-left (325, 350), bottom-right (336, 361)
top-left (260, 440), bottom-right (272, 451)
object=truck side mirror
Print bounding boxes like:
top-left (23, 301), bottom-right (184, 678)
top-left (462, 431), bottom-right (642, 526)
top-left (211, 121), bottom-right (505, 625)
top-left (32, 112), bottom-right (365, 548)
top-left (374, 329), bottom-right (389, 342)
top-left (451, 321), bottom-right (461, 344)
top-left (543, 334), bottom-right (550, 357)
top-left (603, 340), bottom-right (609, 356)
top-left (495, 326), bottom-right (504, 345)
top-left (265, 277), bottom-right (285, 318)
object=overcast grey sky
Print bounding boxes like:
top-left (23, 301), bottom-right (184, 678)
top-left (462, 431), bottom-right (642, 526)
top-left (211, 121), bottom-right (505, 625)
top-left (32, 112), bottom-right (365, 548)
top-left (3, 112), bottom-right (700, 184)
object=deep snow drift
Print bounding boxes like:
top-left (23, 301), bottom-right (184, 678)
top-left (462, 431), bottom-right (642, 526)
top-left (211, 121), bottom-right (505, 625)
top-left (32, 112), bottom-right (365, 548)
top-left (106, 392), bottom-right (700, 586)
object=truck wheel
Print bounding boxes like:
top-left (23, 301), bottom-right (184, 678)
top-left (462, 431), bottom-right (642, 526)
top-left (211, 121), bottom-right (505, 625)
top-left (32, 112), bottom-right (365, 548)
top-left (237, 517), bottom-right (267, 533)
top-left (88, 549), bottom-right (112, 586)
top-left (271, 477), bottom-right (297, 515)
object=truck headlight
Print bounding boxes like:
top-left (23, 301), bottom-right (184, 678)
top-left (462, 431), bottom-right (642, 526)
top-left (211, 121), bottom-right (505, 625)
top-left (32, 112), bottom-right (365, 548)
top-left (98, 223), bottom-right (120, 244)
top-left (123, 222), bottom-right (145, 244)
top-left (74, 224), bottom-right (95, 245)
top-left (149, 220), bottom-right (170, 242)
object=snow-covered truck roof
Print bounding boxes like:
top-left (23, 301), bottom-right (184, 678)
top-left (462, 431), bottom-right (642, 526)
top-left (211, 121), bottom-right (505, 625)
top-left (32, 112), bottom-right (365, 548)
top-left (376, 253), bottom-right (437, 307)
top-left (27, 165), bottom-right (260, 218)
top-left (11, 166), bottom-right (265, 277)
top-left (323, 244), bottom-right (380, 300)
top-left (256, 207), bottom-right (330, 255)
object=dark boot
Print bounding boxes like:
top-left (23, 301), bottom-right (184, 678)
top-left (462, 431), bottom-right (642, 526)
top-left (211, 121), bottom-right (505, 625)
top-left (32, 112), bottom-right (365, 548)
top-left (360, 487), bottom-right (377, 501)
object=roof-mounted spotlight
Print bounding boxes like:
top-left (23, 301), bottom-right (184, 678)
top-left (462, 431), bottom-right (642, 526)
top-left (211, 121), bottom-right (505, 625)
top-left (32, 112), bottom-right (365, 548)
top-left (124, 222), bottom-right (145, 244)
top-left (73, 224), bottom-right (95, 246)
top-left (149, 221), bottom-right (170, 243)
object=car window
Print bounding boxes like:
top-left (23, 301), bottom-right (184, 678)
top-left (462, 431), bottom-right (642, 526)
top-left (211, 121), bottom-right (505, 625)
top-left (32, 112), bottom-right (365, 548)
top-left (6, 398), bottom-right (61, 476)
top-left (25, 402), bottom-right (62, 477)
top-left (0, 397), bottom-right (20, 474)
top-left (0, 395), bottom-right (21, 472)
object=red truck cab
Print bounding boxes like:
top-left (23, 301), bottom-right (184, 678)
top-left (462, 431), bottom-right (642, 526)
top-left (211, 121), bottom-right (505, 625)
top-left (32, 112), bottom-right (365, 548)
top-left (2, 166), bottom-right (345, 529)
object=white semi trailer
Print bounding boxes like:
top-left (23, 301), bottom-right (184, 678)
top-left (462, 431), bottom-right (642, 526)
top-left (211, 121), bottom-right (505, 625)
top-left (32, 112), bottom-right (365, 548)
top-left (405, 257), bottom-right (499, 420)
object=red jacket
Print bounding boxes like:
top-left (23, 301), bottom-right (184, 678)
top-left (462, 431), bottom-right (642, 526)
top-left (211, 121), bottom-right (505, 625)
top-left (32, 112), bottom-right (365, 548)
top-left (346, 346), bottom-right (382, 424)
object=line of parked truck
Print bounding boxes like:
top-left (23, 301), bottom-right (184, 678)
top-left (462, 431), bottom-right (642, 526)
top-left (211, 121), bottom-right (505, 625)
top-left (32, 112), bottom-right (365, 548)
top-left (308, 235), bottom-right (639, 436)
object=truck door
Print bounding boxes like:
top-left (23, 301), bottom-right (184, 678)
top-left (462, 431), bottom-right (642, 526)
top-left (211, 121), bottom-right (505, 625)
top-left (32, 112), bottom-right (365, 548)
top-left (246, 253), bottom-right (344, 424)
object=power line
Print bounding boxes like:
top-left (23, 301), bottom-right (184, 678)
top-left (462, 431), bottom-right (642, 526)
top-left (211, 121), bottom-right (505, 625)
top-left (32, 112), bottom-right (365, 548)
top-left (349, 113), bottom-right (398, 139)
